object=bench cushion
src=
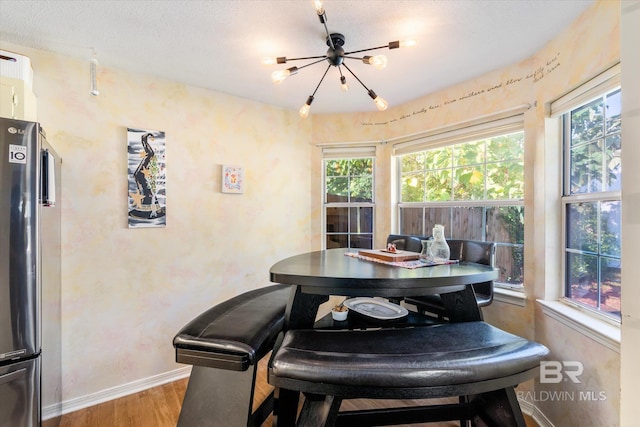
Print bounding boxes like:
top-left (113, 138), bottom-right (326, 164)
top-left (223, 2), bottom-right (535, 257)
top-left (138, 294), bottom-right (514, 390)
top-left (174, 284), bottom-right (290, 371)
top-left (269, 322), bottom-right (548, 397)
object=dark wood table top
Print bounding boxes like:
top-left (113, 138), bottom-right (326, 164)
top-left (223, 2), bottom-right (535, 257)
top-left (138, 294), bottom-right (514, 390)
top-left (270, 248), bottom-right (498, 298)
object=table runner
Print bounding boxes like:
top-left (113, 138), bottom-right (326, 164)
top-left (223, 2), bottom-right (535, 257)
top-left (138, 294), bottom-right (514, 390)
top-left (345, 251), bottom-right (458, 269)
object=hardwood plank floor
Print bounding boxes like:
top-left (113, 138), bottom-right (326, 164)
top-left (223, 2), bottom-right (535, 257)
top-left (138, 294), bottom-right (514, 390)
top-left (48, 357), bottom-right (538, 427)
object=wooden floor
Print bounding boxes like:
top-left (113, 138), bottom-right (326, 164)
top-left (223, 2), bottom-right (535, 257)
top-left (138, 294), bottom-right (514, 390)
top-left (47, 358), bottom-right (538, 427)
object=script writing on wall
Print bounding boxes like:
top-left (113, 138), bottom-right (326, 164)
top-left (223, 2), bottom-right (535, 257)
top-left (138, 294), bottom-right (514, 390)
top-left (361, 52), bottom-right (561, 127)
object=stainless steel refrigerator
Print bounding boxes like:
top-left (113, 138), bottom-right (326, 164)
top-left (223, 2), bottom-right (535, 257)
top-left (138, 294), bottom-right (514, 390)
top-left (0, 117), bottom-right (62, 427)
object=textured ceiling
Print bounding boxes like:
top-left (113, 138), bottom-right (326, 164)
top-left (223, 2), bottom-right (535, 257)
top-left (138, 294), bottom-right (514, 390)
top-left (0, 0), bottom-right (594, 115)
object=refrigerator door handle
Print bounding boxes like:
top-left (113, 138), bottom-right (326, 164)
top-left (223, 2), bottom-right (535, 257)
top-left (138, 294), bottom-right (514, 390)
top-left (40, 149), bottom-right (56, 206)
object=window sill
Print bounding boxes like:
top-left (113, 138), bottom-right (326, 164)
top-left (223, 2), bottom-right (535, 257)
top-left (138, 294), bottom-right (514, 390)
top-left (538, 300), bottom-right (620, 353)
top-left (493, 287), bottom-right (526, 307)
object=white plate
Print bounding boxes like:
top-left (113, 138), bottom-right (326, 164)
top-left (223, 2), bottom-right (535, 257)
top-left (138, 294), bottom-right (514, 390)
top-left (343, 298), bottom-right (408, 320)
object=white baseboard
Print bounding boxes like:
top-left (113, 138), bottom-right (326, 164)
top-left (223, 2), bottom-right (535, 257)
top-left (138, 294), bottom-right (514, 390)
top-left (42, 366), bottom-right (192, 420)
top-left (519, 398), bottom-right (555, 427)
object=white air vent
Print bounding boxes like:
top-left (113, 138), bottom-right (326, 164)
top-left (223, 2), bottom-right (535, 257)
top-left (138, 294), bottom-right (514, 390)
top-left (0, 50), bottom-right (34, 88)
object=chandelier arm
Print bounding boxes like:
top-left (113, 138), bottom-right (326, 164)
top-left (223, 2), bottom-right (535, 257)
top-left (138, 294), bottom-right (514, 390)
top-left (321, 21), bottom-right (335, 50)
top-left (297, 58), bottom-right (332, 71)
top-left (283, 55), bottom-right (327, 62)
top-left (341, 62), bottom-right (372, 92)
top-left (344, 44), bottom-right (390, 55)
top-left (311, 64), bottom-right (333, 97)
top-left (342, 55), bottom-right (371, 61)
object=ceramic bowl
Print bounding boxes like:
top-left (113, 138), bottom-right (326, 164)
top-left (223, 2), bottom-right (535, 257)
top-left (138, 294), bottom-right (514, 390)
top-left (331, 307), bottom-right (349, 321)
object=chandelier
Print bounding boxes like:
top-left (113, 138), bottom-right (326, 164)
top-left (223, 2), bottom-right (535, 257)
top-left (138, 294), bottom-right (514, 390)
top-left (262, 1), bottom-right (415, 118)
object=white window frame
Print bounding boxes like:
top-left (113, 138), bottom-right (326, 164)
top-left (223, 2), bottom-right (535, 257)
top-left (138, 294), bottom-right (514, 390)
top-left (322, 146), bottom-right (376, 250)
top-left (550, 64), bottom-right (622, 322)
top-left (393, 110), bottom-right (527, 290)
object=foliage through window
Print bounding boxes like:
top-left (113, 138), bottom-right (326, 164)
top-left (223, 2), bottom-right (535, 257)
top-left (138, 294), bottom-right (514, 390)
top-left (398, 130), bottom-right (525, 287)
top-left (562, 88), bottom-right (621, 319)
top-left (324, 158), bottom-right (374, 249)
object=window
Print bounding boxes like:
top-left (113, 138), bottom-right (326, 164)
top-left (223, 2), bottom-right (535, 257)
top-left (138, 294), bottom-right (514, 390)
top-left (561, 87), bottom-right (621, 319)
top-left (324, 154), bottom-right (375, 249)
top-left (395, 116), bottom-right (525, 287)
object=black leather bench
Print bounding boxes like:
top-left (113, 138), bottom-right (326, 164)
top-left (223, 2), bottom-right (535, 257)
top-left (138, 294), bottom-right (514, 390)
top-left (173, 284), bottom-right (291, 427)
top-left (269, 321), bottom-right (549, 426)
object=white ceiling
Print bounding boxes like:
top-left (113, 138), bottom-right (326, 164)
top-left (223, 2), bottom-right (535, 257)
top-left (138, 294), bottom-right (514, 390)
top-left (0, 0), bottom-right (594, 115)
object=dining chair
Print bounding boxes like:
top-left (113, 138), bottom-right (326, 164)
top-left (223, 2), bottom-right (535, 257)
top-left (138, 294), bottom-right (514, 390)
top-left (385, 234), bottom-right (425, 253)
top-left (404, 239), bottom-right (496, 320)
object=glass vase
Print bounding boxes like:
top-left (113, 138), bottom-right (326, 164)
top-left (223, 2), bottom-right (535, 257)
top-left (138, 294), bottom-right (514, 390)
top-left (419, 239), bottom-right (434, 263)
top-left (431, 224), bottom-right (450, 262)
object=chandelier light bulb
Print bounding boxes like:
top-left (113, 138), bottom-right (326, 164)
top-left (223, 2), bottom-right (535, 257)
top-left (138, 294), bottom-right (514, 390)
top-left (262, 56), bottom-right (287, 65)
top-left (363, 55), bottom-right (388, 69)
top-left (340, 76), bottom-right (349, 91)
top-left (271, 66), bottom-right (298, 84)
top-left (299, 104), bottom-right (311, 118)
top-left (314, 0), bottom-right (327, 23)
top-left (299, 95), bottom-right (314, 118)
top-left (389, 39), bottom-right (417, 49)
top-left (271, 70), bottom-right (288, 84)
top-left (368, 89), bottom-right (388, 111)
top-left (374, 96), bottom-right (388, 111)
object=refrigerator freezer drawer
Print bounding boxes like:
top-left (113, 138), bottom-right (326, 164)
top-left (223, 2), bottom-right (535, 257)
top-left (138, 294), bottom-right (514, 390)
top-left (0, 357), bottom-right (40, 427)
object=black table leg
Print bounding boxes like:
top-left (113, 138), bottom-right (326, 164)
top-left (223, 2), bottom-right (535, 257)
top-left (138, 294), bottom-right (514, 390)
top-left (297, 394), bottom-right (342, 427)
top-left (440, 284), bottom-right (483, 322)
top-left (272, 387), bottom-right (300, 427)
top-left (284, 286), bottom-right (329, 330)
top-left (470, 387), bottom-right (527, 427)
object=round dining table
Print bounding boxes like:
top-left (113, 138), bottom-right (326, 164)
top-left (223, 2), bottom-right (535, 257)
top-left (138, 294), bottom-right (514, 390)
top-left (269, 247), bottom-right (498, 329)
top-left (268, 248), bottom-right (500, 426)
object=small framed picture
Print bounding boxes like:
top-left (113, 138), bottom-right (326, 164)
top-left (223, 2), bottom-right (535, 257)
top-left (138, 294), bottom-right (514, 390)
top-left (222, 165), bottom-right (244, 194)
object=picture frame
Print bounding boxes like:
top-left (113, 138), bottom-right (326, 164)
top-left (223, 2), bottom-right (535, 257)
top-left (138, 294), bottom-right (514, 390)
top-left (222, 165), bottom-right (244, 194)
top-left (127, 127), bottom-right (166, 228)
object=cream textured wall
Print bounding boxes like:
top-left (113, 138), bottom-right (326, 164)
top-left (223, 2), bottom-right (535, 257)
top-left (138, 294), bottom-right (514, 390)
top-left (2, 42), bottom-right (313, 408)
top-left (311, 1), bottom-right (621, 426)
